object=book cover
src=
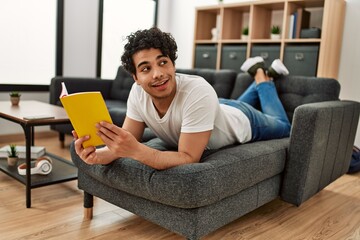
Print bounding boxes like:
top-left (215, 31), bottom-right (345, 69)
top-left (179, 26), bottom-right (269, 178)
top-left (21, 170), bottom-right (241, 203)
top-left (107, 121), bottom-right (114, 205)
top-left (0, 145), bottom-right (45, 159)
top-left (60, 83), bottom-right (113, 148)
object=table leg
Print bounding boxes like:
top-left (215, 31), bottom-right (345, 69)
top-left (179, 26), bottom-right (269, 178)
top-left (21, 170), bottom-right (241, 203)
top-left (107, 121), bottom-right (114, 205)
top-left (23, 125), bottom-right (33, 208)
top-left (31, 126), bottom-right (35, 146)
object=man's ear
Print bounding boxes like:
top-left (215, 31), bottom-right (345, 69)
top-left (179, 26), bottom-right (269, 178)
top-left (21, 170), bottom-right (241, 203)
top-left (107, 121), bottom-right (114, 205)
top-left (132, 74), bottom-right (140, 85)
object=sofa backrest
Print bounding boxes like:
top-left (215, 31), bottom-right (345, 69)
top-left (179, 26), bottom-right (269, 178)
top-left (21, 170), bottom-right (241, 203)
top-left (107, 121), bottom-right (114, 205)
top-left (176, 68), bottom-right (237, 98)
top-left (110, 66), bottom-right (134, 101)
top-left (111, 66), bottom-right (341, 123)
top-left (230, 73), bottom-right (341, 122)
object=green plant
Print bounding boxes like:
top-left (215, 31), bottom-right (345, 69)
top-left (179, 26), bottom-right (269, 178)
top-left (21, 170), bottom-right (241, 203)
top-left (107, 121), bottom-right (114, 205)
top-left (7, 144), bottom-right (18, 158)
top-left (242, 26), bottom-right (249, 35)
top-left (271, 25), bottom-right (281, 34)
top-left (9, 91), bottom-right (21, 97)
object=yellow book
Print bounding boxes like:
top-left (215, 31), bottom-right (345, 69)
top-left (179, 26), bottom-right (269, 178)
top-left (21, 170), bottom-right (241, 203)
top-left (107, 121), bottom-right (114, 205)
top-left (60, 83), bottom-right (113, 148)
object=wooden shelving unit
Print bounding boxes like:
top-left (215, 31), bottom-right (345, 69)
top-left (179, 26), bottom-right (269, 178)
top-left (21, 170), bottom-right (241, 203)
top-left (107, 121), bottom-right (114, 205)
top-left (193, 0), bottom-right (346, 78)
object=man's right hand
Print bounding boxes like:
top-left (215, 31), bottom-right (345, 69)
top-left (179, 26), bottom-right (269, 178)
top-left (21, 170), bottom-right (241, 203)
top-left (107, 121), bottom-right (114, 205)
top-left (72, 130), bottom-right (114, 165)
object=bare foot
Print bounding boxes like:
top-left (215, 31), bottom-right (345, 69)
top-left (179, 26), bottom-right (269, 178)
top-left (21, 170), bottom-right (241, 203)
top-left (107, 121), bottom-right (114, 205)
top-left (254, 68), bottom-right (271, 84)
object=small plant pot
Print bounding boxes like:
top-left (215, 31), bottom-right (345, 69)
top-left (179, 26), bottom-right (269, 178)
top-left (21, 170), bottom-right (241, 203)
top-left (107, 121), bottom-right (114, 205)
top-left (10, 97), bottom-right (20, 106)
top-left (241, 35), bottom-right (249, 40)
top-left (270, 34), bottom-right (281, 40)
top-left (7, 157), bottom-right (19, 167)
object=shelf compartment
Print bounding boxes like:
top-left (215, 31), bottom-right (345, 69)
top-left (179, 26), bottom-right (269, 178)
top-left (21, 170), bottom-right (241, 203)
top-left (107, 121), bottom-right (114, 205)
top-left (195, 7), bottom-right (221, 41)
top-left (286, 0), bottom-right (324, 40)
top-left (251, 2), bottom-right (285, 40)
top-left (222, 5), bottom-right (250, 41)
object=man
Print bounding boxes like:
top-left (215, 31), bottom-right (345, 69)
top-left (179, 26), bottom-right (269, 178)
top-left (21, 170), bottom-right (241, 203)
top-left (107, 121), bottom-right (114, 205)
top-left (73, 27), bottom-right (290, 170)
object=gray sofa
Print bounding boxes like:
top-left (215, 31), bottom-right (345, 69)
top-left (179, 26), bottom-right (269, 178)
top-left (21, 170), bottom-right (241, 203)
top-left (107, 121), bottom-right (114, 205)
top-left (50, 67), bottom-right (360, 240)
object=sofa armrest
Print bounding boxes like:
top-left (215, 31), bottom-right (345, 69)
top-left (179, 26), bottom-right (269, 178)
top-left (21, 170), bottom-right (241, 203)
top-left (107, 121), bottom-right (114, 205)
top-left (49, 77), bottom-right (113, 106)
top-left (281, 100), bottom-right (360, 206)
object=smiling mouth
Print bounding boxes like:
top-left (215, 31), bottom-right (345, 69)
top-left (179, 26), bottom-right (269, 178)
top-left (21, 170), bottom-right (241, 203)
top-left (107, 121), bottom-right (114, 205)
top-left (151, 79), bottom-right (168, 87)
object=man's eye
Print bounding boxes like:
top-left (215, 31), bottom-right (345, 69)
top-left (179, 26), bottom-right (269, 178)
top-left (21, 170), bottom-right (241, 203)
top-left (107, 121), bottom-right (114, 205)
top-left (141, 67), bottom-right (149, 72)
top-left (160, 60), bottom-right (167, 66)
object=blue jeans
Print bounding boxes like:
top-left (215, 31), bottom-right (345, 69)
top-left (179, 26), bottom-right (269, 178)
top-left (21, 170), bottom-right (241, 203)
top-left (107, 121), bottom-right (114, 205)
top-left (219, 81), bottom-right (290, 142)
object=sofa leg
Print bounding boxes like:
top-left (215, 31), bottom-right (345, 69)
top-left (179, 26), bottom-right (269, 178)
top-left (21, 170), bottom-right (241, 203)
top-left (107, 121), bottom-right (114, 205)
top-left (83, 191), bottom-right (94, 220)
top-left (84, 207), bottom-right (93, 220)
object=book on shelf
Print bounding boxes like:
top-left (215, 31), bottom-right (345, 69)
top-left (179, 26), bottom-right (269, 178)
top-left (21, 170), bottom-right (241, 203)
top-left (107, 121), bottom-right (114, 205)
top-left (59, 82), bottom-right (113, 148)
top-left (289, 14), bottom-right (295, 39)
top-left (289, 11), bottom-right (298, 39)
top-left (0, 145), bottom-right (45, 159)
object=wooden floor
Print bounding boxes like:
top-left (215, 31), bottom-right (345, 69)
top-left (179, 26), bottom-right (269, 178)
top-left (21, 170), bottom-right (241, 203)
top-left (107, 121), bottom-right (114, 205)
top-left (1, 131), bottom-right (360, 240)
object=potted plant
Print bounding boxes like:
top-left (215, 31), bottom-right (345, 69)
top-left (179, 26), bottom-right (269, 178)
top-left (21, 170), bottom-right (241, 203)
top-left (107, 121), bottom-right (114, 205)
top-left (270, 25), bottom-right (281, 39)
top-left (242, 26), bottom-right (249, 40)
top-left (10, 91), bottom-right (21, 106)
top-left (7, 144), bottom-right (19, 167)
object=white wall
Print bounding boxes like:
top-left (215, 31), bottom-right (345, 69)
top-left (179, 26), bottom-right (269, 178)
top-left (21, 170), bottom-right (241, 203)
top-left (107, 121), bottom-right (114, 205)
top-left (63, 0), bottom-right (99, 77)
top-left (0, 0), bottom-right (56, 85)
top-left (338, 0), bottom-right (360, 146)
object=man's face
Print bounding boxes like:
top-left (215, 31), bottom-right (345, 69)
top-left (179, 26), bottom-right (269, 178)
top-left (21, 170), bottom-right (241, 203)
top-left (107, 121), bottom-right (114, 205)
top-left (132, 48), bottom-right (176, 103)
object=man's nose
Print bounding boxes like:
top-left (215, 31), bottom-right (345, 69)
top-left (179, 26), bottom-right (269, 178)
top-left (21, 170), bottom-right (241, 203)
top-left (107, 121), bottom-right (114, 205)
top-left (153, 67), bottom-right (164, 79)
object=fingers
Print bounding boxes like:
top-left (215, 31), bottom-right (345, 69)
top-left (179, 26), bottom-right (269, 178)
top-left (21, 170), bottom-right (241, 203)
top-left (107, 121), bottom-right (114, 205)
top-left (96, 121), bottom-right (124, 142)
top-left (72, 132), bottom-right (100, 165)
top-left (74, 135), bottom-right (89, 154)
top-left (72, 130), bottom-right (78, 139)
top-left (74, 136), bottom-right (97, 163)
top-left (97, 121), bottom-right (120, 134)
top-left (80, 146), bottom-right (97, 163)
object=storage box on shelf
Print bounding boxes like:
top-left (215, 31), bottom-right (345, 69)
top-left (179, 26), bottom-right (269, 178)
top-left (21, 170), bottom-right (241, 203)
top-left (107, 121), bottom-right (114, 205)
top-left (193, 0), bottom-right (345, 78)
top-left (250, 44), bottom-right (281, 68)
top-left (284, 44), bottom-right (320, 76)
top-left (221, 45), bottom-right (247, 73)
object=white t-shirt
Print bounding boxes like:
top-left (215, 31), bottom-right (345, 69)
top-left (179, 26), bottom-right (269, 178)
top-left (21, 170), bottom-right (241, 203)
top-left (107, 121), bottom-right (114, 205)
top-left (126, 73), bottom-right (251, 149)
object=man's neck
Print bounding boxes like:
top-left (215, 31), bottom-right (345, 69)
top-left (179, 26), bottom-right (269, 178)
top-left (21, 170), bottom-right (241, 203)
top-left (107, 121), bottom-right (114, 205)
top-left (152, 99), bottom-right (172, 118)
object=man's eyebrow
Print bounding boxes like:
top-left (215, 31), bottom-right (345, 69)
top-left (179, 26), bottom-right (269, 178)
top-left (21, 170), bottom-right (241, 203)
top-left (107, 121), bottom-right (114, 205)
top-left (156, 54), bottom-right (167, 59)
top-left (136, 54), bottom-right (167, 69)
top-left (137, 61), bottom-right (149, 69)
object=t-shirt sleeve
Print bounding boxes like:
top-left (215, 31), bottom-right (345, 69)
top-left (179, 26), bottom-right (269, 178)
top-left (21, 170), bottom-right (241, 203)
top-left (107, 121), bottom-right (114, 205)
top-left (126, 83), bottom-right (144, 122)
top-left (181, 82), bottom-right (219, 133)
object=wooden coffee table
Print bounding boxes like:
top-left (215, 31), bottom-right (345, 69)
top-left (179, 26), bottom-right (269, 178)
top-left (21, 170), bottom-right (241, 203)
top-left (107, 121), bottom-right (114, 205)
top-left (0, 100), bottom-right (77, 208)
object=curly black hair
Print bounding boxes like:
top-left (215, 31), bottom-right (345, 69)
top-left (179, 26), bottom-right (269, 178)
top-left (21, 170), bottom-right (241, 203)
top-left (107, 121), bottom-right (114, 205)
top-left (121, 27), bottom-right (178, 75)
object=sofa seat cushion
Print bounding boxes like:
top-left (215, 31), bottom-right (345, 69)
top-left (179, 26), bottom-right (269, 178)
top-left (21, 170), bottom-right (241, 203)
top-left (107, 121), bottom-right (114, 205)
top-left (71, 138), bottom-right (289, 209)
